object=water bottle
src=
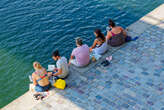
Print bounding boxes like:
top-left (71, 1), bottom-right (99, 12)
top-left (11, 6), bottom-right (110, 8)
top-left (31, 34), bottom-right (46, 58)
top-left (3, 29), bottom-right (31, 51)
top-left (29, 75), bottom-right (33, 82)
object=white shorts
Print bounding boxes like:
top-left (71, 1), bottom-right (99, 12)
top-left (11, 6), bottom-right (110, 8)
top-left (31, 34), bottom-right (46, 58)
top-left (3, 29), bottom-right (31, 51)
top-left (70, 59), bottom-right (81, 67)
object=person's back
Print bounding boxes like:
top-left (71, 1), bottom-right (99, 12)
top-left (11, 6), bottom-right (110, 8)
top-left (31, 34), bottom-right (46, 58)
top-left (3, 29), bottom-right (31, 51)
top-left (32, 62), bottom-right (51, 92)
top-left (34, 69), bottom-right (49, 86)
top-left (90, 29), bottom-right (108, 55)
top-left (70, 37), bottom-right (90, 67)
top-left (56, 57), bottom-right (69, 78)
top-left (106, 19), bottom-right (127, 47)
top-left (93, 41), bottom-right (108, 55)
top-left (108, 27), bottom-right (125, 47)
top-left (72, 44), bottom-right (90, 66)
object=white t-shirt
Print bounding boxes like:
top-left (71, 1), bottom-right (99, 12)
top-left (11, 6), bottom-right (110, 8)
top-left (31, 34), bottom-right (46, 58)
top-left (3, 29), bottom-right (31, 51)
top-left (56, 57), bottom-right (69, 78)
top-left (93, 42), bottom-right (108, 55)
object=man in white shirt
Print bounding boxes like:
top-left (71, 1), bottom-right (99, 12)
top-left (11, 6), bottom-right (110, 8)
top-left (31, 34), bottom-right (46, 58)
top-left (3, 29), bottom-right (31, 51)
top-left (52, 50), bottom-right (69, 79)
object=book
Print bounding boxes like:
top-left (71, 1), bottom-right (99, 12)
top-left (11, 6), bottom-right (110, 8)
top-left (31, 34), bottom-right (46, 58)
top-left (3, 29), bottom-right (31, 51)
top-left (47, 65), bottom-right (56, 71)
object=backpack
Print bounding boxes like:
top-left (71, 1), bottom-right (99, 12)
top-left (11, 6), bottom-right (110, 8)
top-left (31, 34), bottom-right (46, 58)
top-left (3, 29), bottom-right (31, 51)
top-left (53, 79), bottom-right (66, 90)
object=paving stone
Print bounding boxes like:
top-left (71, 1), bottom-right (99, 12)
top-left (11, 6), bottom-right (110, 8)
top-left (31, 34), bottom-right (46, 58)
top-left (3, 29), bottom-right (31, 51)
top-left (121, 103), bottom-right (130, 109)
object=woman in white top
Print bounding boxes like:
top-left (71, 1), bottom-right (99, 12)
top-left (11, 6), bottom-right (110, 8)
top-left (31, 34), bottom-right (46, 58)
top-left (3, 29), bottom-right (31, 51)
top-left (90, 29), bottom-right (108, 55)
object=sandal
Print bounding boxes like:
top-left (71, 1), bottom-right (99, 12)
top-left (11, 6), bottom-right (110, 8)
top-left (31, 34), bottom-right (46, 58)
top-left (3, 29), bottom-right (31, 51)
top-left (106, 56), bottom-right (112, 62)
top-left (101, 60), bottom-right (110, 67)
top-left (33, 94), bottom-right (41, 100)
top-left (40, 95), bottom-right (45, 100)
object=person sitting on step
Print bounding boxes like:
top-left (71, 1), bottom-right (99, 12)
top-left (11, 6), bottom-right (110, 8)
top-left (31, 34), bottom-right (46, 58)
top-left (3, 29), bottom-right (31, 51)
top-left (51, 50), bottom-right (69, 79)
top-left (32, 62), bottom-right (51, 92)
top-left (90, 29), bottom-right (108, 55)
top-left (69, 37), bottom-right (90, 67)
top-left (106, 19), bottom-right (127, 47)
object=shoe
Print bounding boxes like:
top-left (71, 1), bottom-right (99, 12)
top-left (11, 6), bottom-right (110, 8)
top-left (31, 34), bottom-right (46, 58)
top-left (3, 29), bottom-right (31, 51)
top-left (101, 60), bottom-right (110, 67)
top-left (33, 94), bottom-right (41, 100)
top-left (132, 36), bottom-right (139, 41)
top-left (106, 56), bottom-right (112, 62)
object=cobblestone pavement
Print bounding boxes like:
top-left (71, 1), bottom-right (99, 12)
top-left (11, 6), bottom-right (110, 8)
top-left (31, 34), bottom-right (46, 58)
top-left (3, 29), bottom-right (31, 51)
top-left (31, 23), bottom-right (164, 110)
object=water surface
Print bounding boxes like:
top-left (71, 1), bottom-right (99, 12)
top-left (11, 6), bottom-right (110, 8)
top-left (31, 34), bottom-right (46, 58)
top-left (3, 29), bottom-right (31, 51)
top-left (0, 0), bottom-right (163, 108)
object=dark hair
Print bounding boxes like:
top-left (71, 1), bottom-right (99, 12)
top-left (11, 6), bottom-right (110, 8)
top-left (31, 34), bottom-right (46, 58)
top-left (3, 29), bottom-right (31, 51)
top-left (77, 41), bottom-right (83, 46)
top-left (94, 29), bottom-right (105, 41)
top-left (52, 50), bottom-right (60, 57)
top-left (76, 37), bottom-right (83, 46)
top-left (109, 19), bottom-right (115, 27)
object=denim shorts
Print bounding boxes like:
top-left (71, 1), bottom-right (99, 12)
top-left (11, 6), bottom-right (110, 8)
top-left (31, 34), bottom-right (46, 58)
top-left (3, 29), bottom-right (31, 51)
top-left (35, 83), bottom-right (51, 92)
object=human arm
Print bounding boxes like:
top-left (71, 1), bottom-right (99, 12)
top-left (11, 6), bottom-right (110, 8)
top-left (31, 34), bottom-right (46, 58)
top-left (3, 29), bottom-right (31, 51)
top-left (47, 72), bottom-right (53, 77)
top-left (53, 68), bottom-right (62, 76)
top-left (90, 39), bottom-right (98, 52)
top-left (120, 27), bottom-right (127, 37)
top-left (54, 60), bottom-right (63, 76)
top-left (106, 31), bottom-right (112, 41)
top-left (69, 50), bottom-right (75, 65)
top-left (47, 67), bottom-right (59, 77)
top-left (32, 73), bottom-right (37, 86)
top-left (69, 55), bottom-right (74, 65)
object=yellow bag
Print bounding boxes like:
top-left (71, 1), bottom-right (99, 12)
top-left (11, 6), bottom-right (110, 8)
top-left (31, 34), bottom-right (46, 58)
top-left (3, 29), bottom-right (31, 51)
top-left (53, 79), bottom-right (66, 90)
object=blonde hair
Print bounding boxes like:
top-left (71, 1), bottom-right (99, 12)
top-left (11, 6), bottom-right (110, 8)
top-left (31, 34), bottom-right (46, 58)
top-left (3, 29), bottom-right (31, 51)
top-left (33, 61), bottom-right (42, 70)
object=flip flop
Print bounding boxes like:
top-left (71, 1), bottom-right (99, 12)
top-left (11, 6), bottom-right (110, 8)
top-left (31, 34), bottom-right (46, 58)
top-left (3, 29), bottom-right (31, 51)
top-left (40, 95), bottom-right (45, 100)
top-left (101, 60), bottom-right (110, 67)
top-left (33, 94), bottom-right (41, 100)
top-left (40, 91), bottom-right (50, 100)
top-left (132, 36), bottom-right (139, 41)
top-left (106, 56), bottom-right (112, 62)
top-left (104, 61), bottom-right (110, 67)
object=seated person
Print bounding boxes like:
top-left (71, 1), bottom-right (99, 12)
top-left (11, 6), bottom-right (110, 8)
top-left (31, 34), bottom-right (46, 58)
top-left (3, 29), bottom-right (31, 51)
top-left (106, 19), bottom-right (127, 47)
top-left (69, 37), bottom-right (90, 67)
top-left (90, 29), bottom-right (108, 55)
top-left (32, 62), bottom-right (51, 92)
top-left (51, 50), bottom-right (69, 79)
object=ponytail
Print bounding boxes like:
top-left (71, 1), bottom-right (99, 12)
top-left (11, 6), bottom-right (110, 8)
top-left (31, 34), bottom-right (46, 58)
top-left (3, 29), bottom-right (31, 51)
top-left (94, 29), bottom-right (105, 41)
top-left (109, 19), bottom-right (115, 27)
